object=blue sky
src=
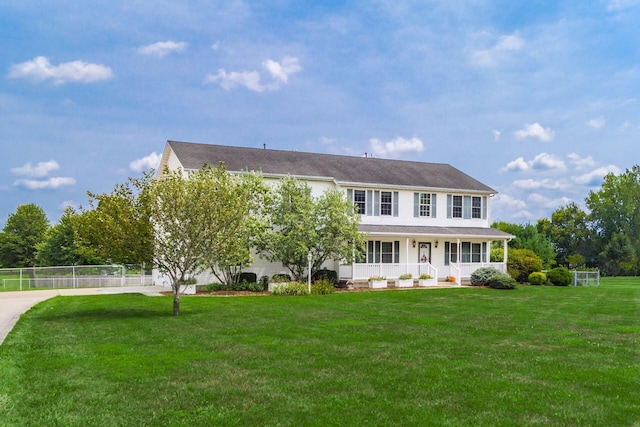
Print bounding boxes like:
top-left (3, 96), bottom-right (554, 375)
top-left (2, 0), bottom-right (639, 228)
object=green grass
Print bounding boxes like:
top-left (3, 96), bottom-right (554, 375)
top-left (1, 279), bottom-right (639, 426)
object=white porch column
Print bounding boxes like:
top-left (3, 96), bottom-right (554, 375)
top-left (503, 239), bottom-right (508, 263)
top-left (406, 238), bottom-right (410, 270)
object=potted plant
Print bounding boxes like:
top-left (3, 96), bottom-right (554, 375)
top-left (368, 276), bottom-right (387, 289)
top-left (397, 273), bottom-right (413, 288)
top-left (268, 273), bottom-right (291, 292)
top-left (179, 277), bottom-right (197, 295)
top-left (418, 273), bottom-right (436, 287)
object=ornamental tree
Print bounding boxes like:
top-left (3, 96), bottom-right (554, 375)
top-left (149, 165), bottom-right (224, 315)
top-left (255, 176), bottom-right (364, 281)
top-left (205, 169), bottom-right (270, 285)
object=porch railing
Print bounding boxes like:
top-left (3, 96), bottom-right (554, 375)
top-left (350, 263), bottom-right (437, 281)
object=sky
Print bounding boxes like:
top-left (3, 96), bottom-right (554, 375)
top-left (1, 0), bottom-right (639, 228)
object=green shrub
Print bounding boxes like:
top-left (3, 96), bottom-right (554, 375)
top-left (547, 267), bottom-right (572, 286)
top-left (259, 275), bottom-right (270, 287)
top-left (528, 271), bottom-right (547, 285)
top-left (201, 281), bottom-right (265, 292)
top-left (399, 273), bottom-right (412, 280)
top-left (248, 282), bottom-right (265, 292)
top-left (470, 267), bottom-right (503, 286)
top-left (487, 274), bottom-right (517, 290)
top-left (271, 282), bottom-right (309, 296)
top-left (508, 248), bottom-right (544, 283)
top-left (418, 273), bottom-right (431, 280)
top-left (271, 273), bottom-right (291, 283)
top-left (311, 279), bottom-right (335, 295)
top-left (312, 268), bottom-right (338, 285)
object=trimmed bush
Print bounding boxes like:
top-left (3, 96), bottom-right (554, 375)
top-left (201, 281), bottom-right (265, 292)
top-left (470, 267), bottom-right (503, 286)
top-left (547, 267), bottom-right (572, 286)
top-left (312, 268), bottom-right (338, 285)
top-left (311, 279), bottom-right (335, 295)
top-left (271, 273), bottom-right (291, 283)
top-left (271, 282), bottom-right (309, 296)
top-left (487, 274), bottom-right (517, 290)
top-left (528, 271), bottom-right (547, 286)
top-left (508, 249), bottom-right (544, 283)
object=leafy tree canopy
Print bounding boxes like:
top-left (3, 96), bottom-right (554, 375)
top-left (0, 203), bottom-right (49, 268)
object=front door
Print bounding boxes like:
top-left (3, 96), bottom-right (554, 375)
top-left (418, 242), bottom-right (431, 264)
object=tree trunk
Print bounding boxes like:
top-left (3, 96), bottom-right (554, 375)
top-left (172, 287), bottom-right (180, 316)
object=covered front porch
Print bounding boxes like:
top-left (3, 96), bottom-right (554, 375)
top-left (339, 224), bottom-right (513, 287)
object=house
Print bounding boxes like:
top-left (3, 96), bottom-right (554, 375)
top-left (158, 140), bottom-right (513, 286)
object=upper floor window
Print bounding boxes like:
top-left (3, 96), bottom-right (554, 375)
top-left (347, 189), bottom-right (398, 217)
top-left (354, 190), bottom-right (366, 215)
top-left (447, 195), bottom-right (487, 220)
top-left (413, 193), bottom-right (437, 218)
top-left (380, 191), bottom-right (393, 216)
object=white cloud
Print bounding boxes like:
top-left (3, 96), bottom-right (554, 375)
top-left (572, 165), bottom-right (621, 186)
top-left (11, 160), bottom-right (60, 178)
top-left (502, 153), bottom-right (565, 172)
top-left (263, 56), bottom-right (301, 83)
top-left (138, 41), bottom-right (188, 57)
top-left (471, 33), bottom-right (525, 67)
top-left (568, 153), bottom-right (596, 169)
top-left (492, 130), bottom-right (501, 142)
top-left (369, 137), bottom-right (425, 157)
top-left (512, 178), bottom-right (563, 191)
top-left (514, 123), bottom-right (555, 142)
top-left (130, 152), bottom-right (162, 172)
top-left (493, 193), bottom-right (527, 210)
top-left (206, 69), bottom-right (263, 91)
top-left (502, 157), bottom-right (529, 172)
top-left (205, 56), bottom-right (301, 92)
top-left (586, 117), bottom-right (606, 129)
top-left (211, 42), bottom-right (220, 50)
top-left (528, 194), bottom-right (573, 210)
top-left (14, 177), bottom-right (76, 190)
top-left (8, 56), bottom-right (113, 85)
top-left (530, 153), bottom-right (565, 171)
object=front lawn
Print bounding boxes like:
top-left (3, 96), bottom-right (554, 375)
top-left (1, 279), bottom-right (639, 426)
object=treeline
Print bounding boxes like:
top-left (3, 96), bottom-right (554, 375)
top-left (492, 165), bottom-right (640, 276)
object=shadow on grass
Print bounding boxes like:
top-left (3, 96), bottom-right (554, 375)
top-left (37, 295), bottom-right (209, 322)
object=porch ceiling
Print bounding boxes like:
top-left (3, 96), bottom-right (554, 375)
top-left (358, 224), bottom-right (513, 240)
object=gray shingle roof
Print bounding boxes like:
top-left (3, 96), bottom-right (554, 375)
top-left (166, 140), bottom-right (497, 193)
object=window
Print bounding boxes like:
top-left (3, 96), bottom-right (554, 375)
top-left (348, 189), bottom-right (398, 216)
top-left (472, 197), bottom-right (482, 219)
top-left (452, 195), bottom-right (463, 218)
top-left (447, 195), bottom-right (488, 219)
top-left (366, 240), bottom-right (400, 263)
top-left (414, 193), bottom-right (437, 218)
top-left (445, 241), bottom-right (485, 264)
top-left (354, 190), bottom-right (366, 215)
top-left (420, 193), bottom-right (431, 217)
top-left (380, 191), bottom-right (392, 216)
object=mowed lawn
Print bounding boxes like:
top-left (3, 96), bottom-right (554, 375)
top-left (1, 279), bottom-right (639, 426)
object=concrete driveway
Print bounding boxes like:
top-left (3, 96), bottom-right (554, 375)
top-left (0, 286), bottom-right (167, 345)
